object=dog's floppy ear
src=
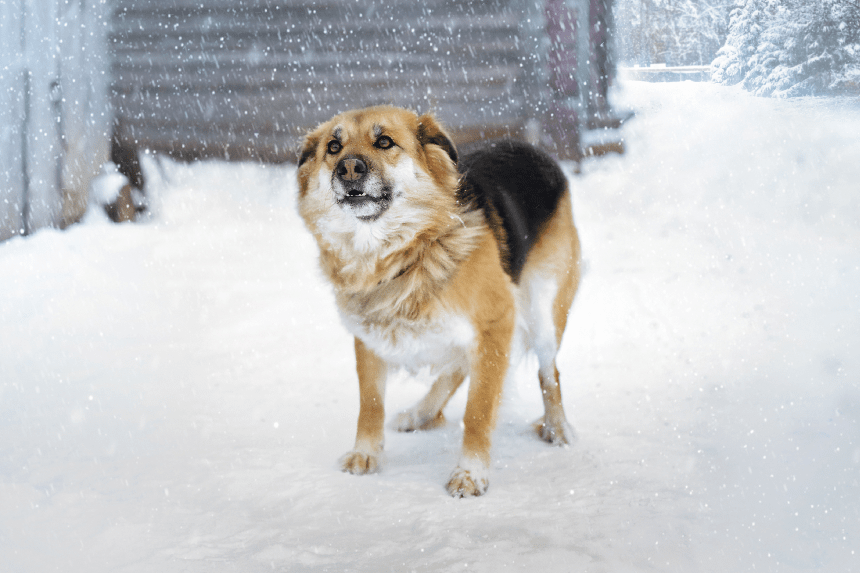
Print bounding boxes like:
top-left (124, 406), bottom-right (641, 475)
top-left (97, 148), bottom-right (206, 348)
top-left (297, 132), bottom-right (320, 167)
top-left (417, 114), bottom-right (458, 166)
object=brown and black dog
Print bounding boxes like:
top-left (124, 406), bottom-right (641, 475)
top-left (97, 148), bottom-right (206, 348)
top-left (296, 106), bottom-right (581, 497)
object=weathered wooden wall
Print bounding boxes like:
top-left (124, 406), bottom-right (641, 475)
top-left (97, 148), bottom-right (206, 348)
top-left (0, 0), bottom-right (111, 241)
top-left (111, 0), bottom-right (550, 163)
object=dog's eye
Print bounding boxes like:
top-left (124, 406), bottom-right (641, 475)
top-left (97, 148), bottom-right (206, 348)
top-left (327, 140), bottom-right (342, 155)
top-left (375, 136), bottom-right (394, 149)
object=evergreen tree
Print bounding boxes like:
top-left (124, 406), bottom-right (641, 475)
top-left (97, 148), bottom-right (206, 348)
top-left (712, 0), bottom-right (860, 95)
top-left (711, 0), bottom-right (777, 84)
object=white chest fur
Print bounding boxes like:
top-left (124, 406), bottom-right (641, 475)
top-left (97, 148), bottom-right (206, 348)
top-left (339, 310), bottom-right (475, 372)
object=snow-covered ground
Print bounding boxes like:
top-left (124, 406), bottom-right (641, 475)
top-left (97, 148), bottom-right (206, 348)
top-left (2, 81), bottom-right (859, 572)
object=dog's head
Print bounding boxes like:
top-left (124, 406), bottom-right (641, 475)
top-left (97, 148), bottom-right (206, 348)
top-left (296, 106), bottom-right (460, 252)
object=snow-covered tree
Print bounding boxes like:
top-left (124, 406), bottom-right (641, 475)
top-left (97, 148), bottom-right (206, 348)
top-left (712, 0), bottom-right (860, 96)
top-left (711, 0), bottom-right (777, 84)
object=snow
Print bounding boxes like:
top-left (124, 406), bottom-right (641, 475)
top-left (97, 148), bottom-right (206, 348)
top-left (2, 80), bottom-right (859, 572)
top-left (89, 163), bottom-right (130, 206)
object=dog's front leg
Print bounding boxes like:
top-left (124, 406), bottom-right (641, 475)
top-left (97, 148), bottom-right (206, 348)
top-left (446, 322), bottom-right (512, 497)
top-left (340, 337), bottom-right (387, 474)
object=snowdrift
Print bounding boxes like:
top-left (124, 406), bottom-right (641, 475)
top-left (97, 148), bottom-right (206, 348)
top-left (1, 81), bottom-right (859, 572)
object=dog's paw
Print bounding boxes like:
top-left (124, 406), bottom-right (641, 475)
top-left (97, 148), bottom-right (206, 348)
top-left (393, 409), bottom-right (446, 432)
top-left (339, 450), bottom-right (382, 475)
top-left (446, 466), bottom-right (489, 498)
top-left (533, 416), bottom-right (576, 446)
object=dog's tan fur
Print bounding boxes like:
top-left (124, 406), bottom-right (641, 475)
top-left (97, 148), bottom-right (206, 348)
top-left (296, 106), bottom-right (580, 497)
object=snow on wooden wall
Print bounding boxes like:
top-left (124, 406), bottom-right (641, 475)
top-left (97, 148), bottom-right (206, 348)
top-left (0, 0), bottom-right (112, 242)
top-left (110, 0), bottom-right (552, 162)
top-left (0, 1), bottom-right (26, 241)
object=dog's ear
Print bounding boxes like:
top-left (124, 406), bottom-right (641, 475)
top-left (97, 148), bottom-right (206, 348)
top-left (417, 114), bottom-right (458, 166)
top-left (297, 132), bottom-right (320, 167)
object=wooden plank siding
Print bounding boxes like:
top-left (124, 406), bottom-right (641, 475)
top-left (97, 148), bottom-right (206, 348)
top-left (110, 0), bottom-right (550, 163)
top-left (1, 0), bottom-right (111, 241)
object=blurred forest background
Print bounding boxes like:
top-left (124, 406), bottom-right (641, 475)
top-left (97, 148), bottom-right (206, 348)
top-left (616, 0), bottom-right (860, 95)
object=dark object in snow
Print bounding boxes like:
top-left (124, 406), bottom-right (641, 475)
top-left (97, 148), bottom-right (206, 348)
top-left (111, 125), bottom-right (146, 191)
top-left (104, 185), bottom-right (143, 223)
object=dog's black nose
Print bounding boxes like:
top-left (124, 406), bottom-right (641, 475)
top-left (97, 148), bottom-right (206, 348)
top-left (336, 157), bottom-right (367, 182)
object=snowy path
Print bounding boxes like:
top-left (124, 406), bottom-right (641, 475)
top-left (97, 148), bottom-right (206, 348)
top-left (2, 81), bottom-right (859, 572)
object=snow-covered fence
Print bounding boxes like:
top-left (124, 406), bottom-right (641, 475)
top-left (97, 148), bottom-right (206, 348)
top-left (620, 65), bottom-right (711, 82)
top-left (110, 0), bottom-right (620, 164)
top-left (0, 0), bottom-right (112, 242)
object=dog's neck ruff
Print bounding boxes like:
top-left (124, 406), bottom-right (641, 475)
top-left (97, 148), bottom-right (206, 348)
top-left (321, 208), bottom-right (485, 323)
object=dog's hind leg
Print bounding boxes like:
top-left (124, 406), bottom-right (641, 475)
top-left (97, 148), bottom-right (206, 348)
top-left (530, 270), bottom-right (578, 446)
top-left (533, 357), bottom-right (575, 445)
top-left (517, 190), bottom-right (580, 446)
top-left (393, 370), bottom-right (466, 432)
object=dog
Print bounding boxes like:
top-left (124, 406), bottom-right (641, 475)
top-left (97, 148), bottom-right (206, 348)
top-left (296, 106), bottom-right (581, 497)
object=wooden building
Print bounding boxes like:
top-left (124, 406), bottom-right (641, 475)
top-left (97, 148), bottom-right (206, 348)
top-left (110, 0), bottom-right (619, 170)
top-left (0, 0), bottom-right (112, 241)
top-left (1, 0), bottom-right (619, 240)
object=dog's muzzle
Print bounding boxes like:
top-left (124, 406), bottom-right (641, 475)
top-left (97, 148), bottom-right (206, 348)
top-left (334, 156), bottom-right (391, 222)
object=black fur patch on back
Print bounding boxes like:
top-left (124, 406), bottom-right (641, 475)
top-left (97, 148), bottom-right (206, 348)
top-left (457, 140), bottom-right (567, 283)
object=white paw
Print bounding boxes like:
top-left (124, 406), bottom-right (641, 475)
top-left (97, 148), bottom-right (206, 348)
top-left (339, 450), bottom-right (382, 475)
top-left (446, 466), bottom-right (489, 498)
top-left (534, 416), bottom-right (576, 446)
